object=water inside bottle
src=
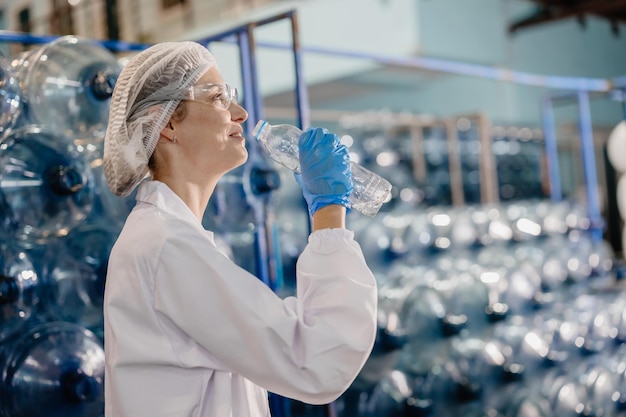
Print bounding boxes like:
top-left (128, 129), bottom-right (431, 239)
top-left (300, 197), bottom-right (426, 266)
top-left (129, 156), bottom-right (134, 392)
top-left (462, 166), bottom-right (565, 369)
top-left (350, 162), bottom-right (392, 217)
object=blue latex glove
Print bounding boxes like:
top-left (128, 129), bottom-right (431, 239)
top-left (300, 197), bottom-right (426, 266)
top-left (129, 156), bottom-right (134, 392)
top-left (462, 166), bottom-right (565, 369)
top-left (294, 127), bottom-right (353, 216)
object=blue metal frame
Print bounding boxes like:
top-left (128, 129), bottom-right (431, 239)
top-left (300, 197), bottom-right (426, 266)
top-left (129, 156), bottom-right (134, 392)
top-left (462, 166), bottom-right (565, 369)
top-left (193, 11), bottom-right (309, 130)
top-left (542, 96), bottom-right (562, 202)
top-left (541, 90), bottom-right (611, 242)
top-left (576, 91), bottom-right (604, 241)
top-left (245, 39), bottom-right (614, 92)
top-left (251, 39), bottom-right (620, 242)
top-left (0, 29), bottom-right (151, 51)
top-left (289, 14), bottom-right (310, 130)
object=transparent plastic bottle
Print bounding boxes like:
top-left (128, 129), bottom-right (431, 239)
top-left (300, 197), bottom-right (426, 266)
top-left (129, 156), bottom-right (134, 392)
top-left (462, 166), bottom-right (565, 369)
top-left (0, 321), bottom-right (105, 417)
top-left (0, 237), bottom-right (39, 344)
top-left (11, 35), bottom-right (121, 142)
top-left (0, 125), bottom-right (94, 243)
top-left (252, 120), bottom-right (392, 217)
top-left (40, 223), bottom-right (118, 332)
top-left (0, 56), bottom-right (21, 136)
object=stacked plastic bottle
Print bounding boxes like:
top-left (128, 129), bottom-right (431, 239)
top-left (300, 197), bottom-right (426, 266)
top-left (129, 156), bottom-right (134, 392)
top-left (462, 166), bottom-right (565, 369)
top-left (0, 36), bottom-right (123, 417)
top-left (331, 199), bottom-right (625, 417)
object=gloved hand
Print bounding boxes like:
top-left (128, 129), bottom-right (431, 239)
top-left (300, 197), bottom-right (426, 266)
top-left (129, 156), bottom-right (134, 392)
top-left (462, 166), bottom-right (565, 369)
top-left (294, 127), bottom-right (353, 216)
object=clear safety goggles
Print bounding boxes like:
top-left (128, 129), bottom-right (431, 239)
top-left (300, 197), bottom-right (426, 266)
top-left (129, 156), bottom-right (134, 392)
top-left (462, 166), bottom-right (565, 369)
top-left (186, 83), bottom-right (239, 109)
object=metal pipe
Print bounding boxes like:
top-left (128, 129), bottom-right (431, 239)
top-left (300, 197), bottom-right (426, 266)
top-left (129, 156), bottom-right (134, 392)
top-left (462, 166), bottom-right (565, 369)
top-left (0, 29), bottom-right (149, 51)
top-left (263, 106), bottom-right (437, 126)
top-left (246, 23), bottom-right (265, 124)
top-left (235, 30), bottom-right (272, 289)
top-left (411, 125), bottom-right (427, 183)
top-left (237, 31), bottom-right (257, 135)
top-left (0, 26), bottom-right (622, 93)
top-left (577, 91), bottom-right (604, 242)
top-left (475, 113), bottom-right (499, 204)
top-left (191, 10), bottom-right (295, 47)
top-left (541, 96), bottom-right (562, 201)
top-left (289, 11), bottom-right (310, 130)
top-left (248, 40), bottom-right (612, 92)
top-left (243, 20), bottom-right (287, 308)
top-left (445, 118), bottom-right (465, 206)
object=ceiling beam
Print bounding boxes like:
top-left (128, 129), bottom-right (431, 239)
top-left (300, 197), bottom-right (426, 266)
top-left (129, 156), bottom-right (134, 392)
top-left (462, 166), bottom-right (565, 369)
top-left (509, 0), bottom-right (626, 33)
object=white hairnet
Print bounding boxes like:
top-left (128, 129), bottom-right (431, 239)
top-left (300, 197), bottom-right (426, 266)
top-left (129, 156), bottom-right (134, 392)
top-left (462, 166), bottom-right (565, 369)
top-left (104, 41), bottom-right (217, 196)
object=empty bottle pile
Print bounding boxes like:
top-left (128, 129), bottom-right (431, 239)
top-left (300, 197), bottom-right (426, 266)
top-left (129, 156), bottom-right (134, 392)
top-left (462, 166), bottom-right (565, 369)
top-left (0, 38), bottom-right (623, 417)
top-left (0, 36), bottom-right (124, 417)
top-left (335, 199), bottom-right (625, 417)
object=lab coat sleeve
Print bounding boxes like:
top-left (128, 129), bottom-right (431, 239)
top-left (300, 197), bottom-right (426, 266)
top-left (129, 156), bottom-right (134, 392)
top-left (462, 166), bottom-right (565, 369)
top-left (153, 224), bottom-right (377, 405)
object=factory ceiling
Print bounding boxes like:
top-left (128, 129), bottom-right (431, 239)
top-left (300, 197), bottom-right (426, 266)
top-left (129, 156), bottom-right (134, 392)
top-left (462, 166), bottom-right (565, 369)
top-left (509, 0), bottom-right (626, 35)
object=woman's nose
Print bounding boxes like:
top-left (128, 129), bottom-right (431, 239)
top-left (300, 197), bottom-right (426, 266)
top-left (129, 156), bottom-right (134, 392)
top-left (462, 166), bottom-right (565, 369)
top-left (230, 102), bottom-right (248, 123)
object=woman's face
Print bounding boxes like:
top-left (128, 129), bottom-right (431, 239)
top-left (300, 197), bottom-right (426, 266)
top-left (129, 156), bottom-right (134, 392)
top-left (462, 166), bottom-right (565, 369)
top-left (174, 67), bottom-right (249, 177)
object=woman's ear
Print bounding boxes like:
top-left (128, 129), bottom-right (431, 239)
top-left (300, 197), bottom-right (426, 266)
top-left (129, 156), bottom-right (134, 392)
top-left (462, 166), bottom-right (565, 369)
top-left (160, 121), bottom-right (176, 142)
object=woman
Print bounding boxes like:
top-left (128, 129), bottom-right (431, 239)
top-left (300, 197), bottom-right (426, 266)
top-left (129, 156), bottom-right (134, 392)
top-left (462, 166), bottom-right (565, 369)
top-left (103, 41), bottom-right (378, 417)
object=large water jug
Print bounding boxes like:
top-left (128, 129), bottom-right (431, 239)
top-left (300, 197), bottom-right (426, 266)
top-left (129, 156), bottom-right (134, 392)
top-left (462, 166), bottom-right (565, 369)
top-left (573, 357), bottom-right (620, 417)
top-left (0, 55), bottom-right (21, 137)
top-left (203, 170), bottom-right (257, 273)
top-left (11, 35), bottom-right (121, 142)
top-left (357, 370), bottom-right (433, 417)
top-left (447, 336), bottom-right (511, 404)
top-left (489, 384), bottom-right (552, 417)
top-left (0, 125), bottom-right (94, 243)
top-left (351, 212), bottom-right (413, 274)
top-left (0, 237), bottom-right (39, 343)
top-left (40, 224), bottom-right (117, 332)
top-left (87, 164), bottom-right (134, 232)
top-left (492, 316), bottom-right (554, 381)
top-left (0, 321), bottom-right (105, 417)
top-left (540, 367), bottom-right (591, 417)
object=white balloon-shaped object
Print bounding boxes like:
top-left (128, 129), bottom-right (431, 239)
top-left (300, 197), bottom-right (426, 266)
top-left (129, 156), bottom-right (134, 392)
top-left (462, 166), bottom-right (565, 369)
top-left (617, 175), bottom-right (626, 220)
top-left (607, 120), bottom-right (626, 173)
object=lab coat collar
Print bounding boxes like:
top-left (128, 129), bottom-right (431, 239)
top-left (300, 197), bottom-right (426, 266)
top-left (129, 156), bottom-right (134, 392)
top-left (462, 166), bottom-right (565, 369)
top-left (135, 180), bottom-right (214, 239)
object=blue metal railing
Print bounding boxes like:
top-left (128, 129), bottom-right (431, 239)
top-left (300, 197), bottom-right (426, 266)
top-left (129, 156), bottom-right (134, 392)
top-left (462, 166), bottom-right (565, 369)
top-left (211, 35), bottom-right (624, 242)
top-left (231, 38), bottom-right (622, 243)
top-left (541, 90), bottom-right (610, 242)
top-left (0, 30), bottom-right (150, 51)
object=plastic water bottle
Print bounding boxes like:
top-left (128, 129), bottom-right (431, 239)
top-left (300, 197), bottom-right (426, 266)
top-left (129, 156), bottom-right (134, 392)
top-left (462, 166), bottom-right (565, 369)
top-left (40, 224), bottom-right (118, 332)
top-left (0, 125), bottom-right (94, 243)
top-left (252, 120), bottom-right (393, 217)
top-left (0, 321), bottom-right (105, 417)
top-left (0, 56), bottom-right (21, 136)
top-left (0, 237), bottom-right (39, 343)
top-left (11, 35), bottom-right (121, 142)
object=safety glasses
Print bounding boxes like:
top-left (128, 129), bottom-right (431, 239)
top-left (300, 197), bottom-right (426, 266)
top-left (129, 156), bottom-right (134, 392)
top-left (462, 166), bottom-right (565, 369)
top-left (186, 83), bottom-right (239, 110)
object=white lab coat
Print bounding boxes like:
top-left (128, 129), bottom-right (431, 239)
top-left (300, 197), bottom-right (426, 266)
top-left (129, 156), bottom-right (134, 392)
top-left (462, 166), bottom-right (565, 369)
top-left (104, 180), bottom-right (378, 417)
